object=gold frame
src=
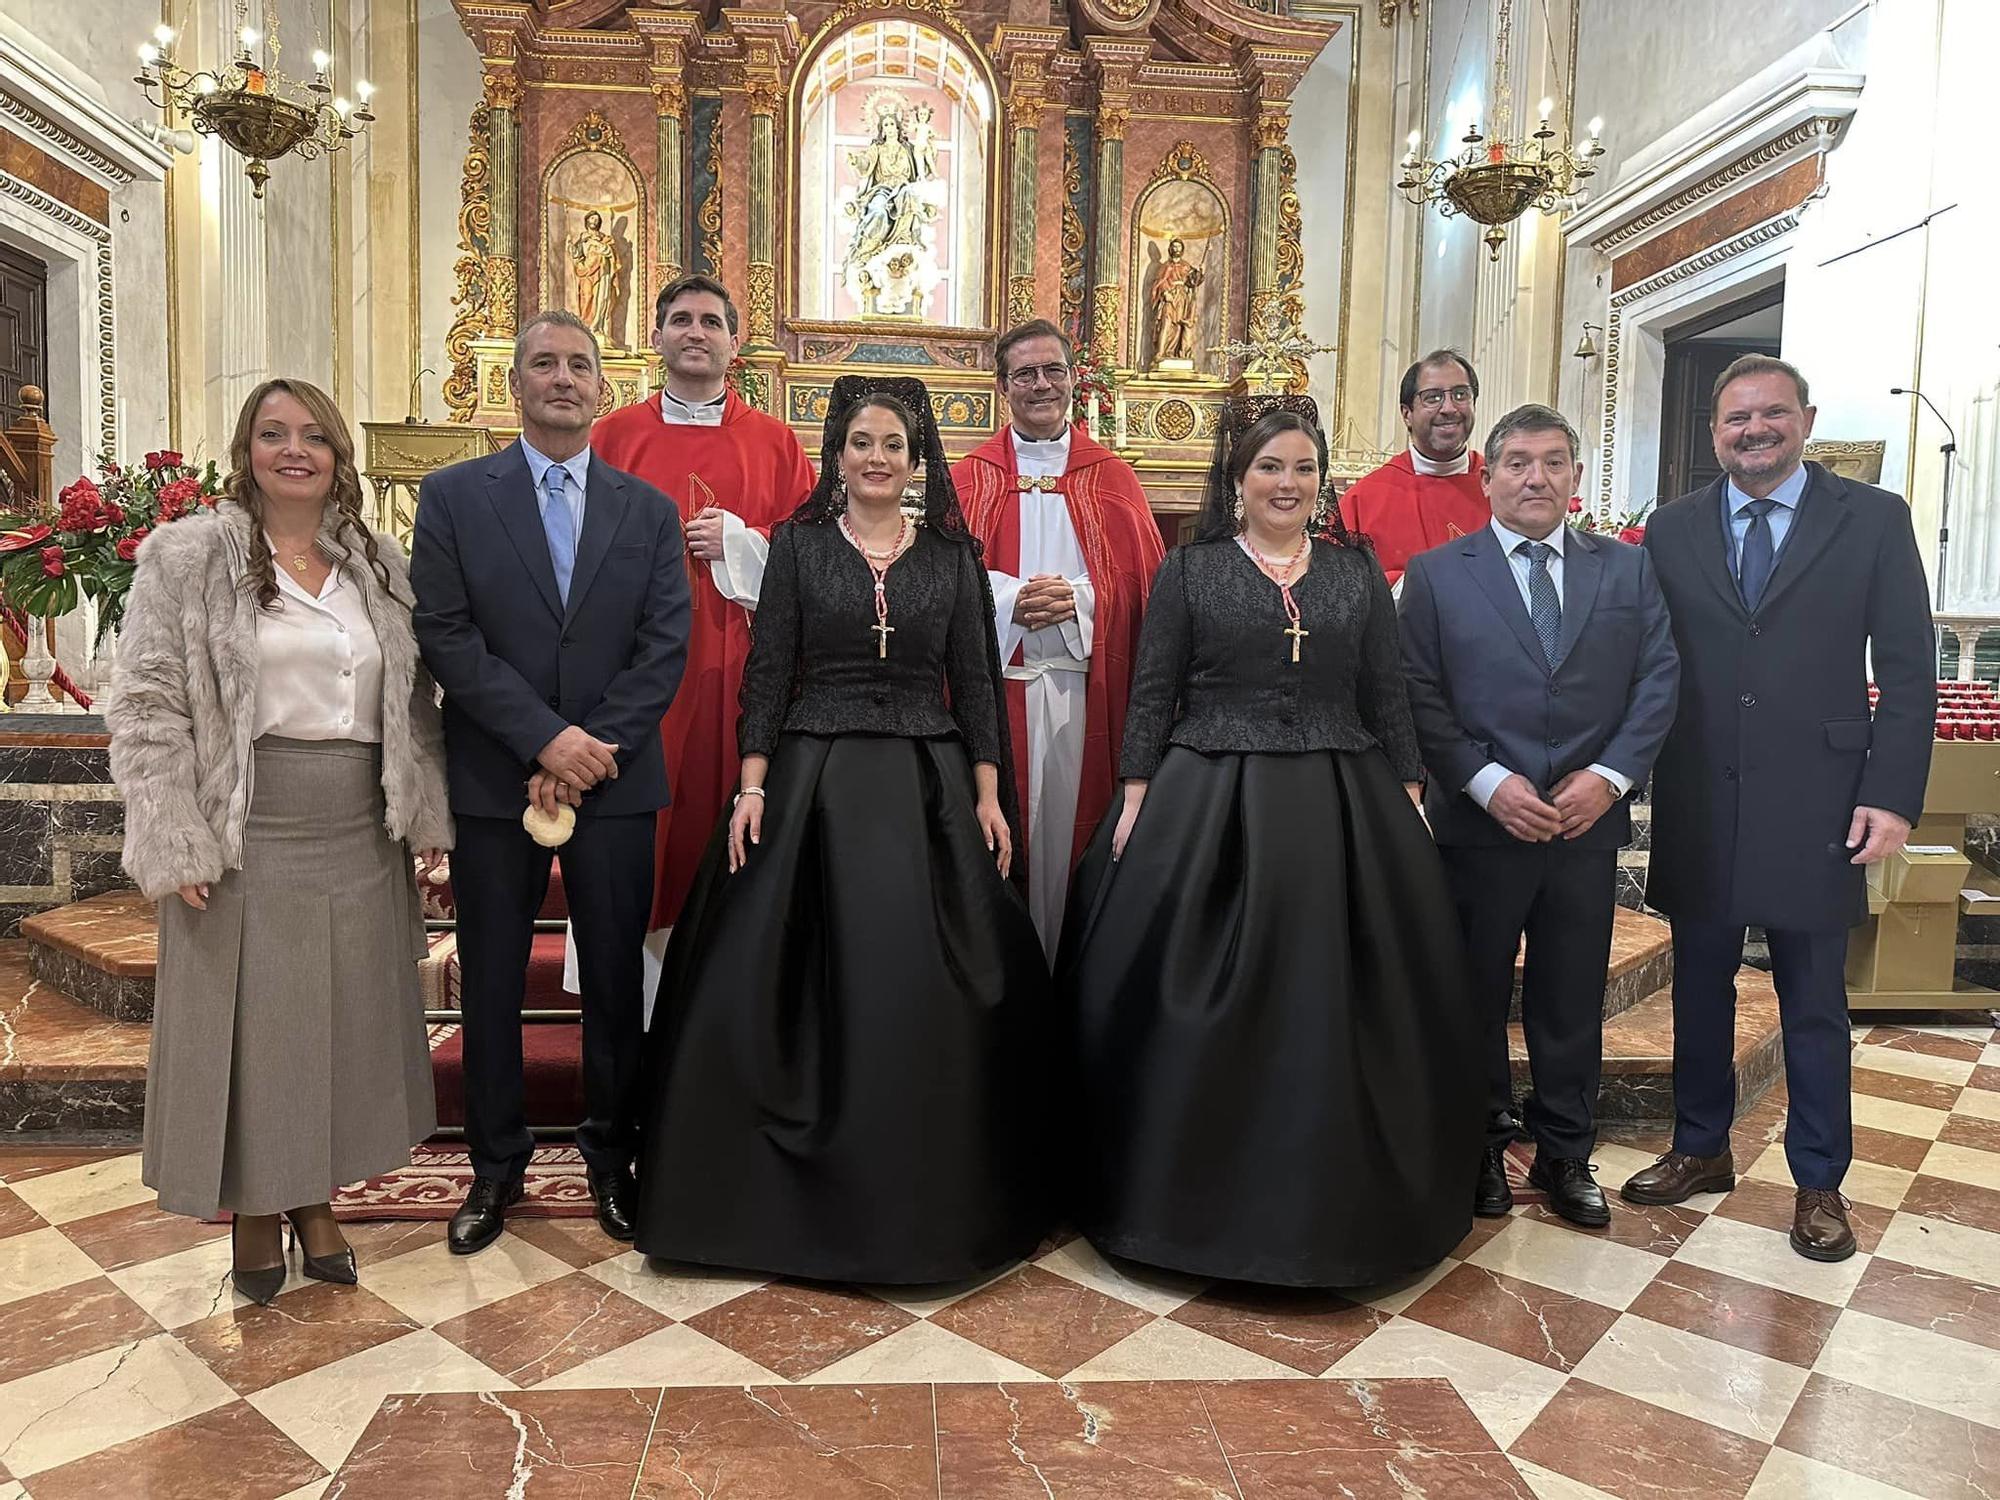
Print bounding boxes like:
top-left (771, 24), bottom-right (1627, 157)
top-left (536, 110), bottom-right (650, 356)
top-left (1126, 142), bottom-right (1231, 379)
top-left (1805, 439), bottom-right (1886, 486)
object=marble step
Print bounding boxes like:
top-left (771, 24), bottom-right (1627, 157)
top-left (1508, 904), bottom-right (1671, 1024)
top-left (0, 941), bottom-right (148, 1133)
top-left (1509, 966), bottom-right (1785, 1126)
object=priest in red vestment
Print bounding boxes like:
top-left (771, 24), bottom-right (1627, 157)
top-left (952, 320), bottom-right (1165, 955)
top-left (565, 275), bottom-right (812, 994)
top-left (1340, 349), bottom-right (1490, 588)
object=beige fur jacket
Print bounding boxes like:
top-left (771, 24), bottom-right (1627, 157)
top-left (107, 500), bottom-right (454, 899)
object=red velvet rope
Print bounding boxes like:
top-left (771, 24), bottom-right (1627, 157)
top-left (1, 602), bottom-right (93, 710)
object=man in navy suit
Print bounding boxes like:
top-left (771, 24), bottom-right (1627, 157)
top-left (1621, 356), bottom-right (1933, 1262)
top-left (1401, 404), bottom-right (1678, 1228)
top-left (412, 310), bottom-right (691, 1254)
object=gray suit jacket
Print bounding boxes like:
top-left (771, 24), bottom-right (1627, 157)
top-left (1398, 524), bottom-right (1680, 848)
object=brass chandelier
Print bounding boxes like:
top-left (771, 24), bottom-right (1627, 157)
top-left (134, 1), bottom-right (375, 198)
top-left (1397, 0), bottom-right (1604, 260)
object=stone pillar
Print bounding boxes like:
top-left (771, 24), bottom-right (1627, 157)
top-left (1090, 98), bottom-right (1129, 365)
top-left (483, 67), bottom-right (522, 337)
top-left (744, 74), bottom-right (779, 345)
top-left (1006, 86), bottom-right (1044, 331)
top-left (653, 77), bottom-right (687, 289)
top-left (1246, 101), bottom-right (1290, 330)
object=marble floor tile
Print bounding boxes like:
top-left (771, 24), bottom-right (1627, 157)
top-left (105, 1234), bottom-right (261, 1329)
top-left (933, 1381), bottom-right (1235, 1500)
top-left (1570, 1312), bottom-right (1809, 1441)
top-left (23, 1399), bottom-right (325, 1500)
top-left (0, 1224), bottom-right (102, 1308)
top-left (1672, 1213), bottom-right (1873, 1306)
top-left (1776, 1372), bottom-right (2000, 1500)
top-left (1745, 1446), bottom-right (1930, 1499)
top-left (0, 1332), bottom-right (236, 1478)
top-left (1520, 1194), bottom-right (1708, 1256)
top-left (636, 1383), bottom-right (937, 1500)
top-left (804, 1317), bottom-right (1047, 1384)
top-left (1399, 1262), bottom-right (1620, 1373)
top-left (429, 1269), bottom-right (671, 1387)
top-left (499, 1214), bottom-right (628, 1271)
top-left (5, 1153), bottom-right (152, 1226)
top-left (1352, 1255), bottom-right (1457, 1315)
top-left (1851, 1042), bottom-right (1977, 1087)
top-left (1584, 1141), bottom-right (1674, 1187)
top-left (1167, 1281), bottom-right (1392, 1376)
top-left (1938, 1113), bottom-right (2000, 1154)
top-left (0, 1275), bottom-right (162, 1383)
top-left (1033, 1236), bottom-right (1210, 1316)
top-left (1743, 1144), bottom-right (1914, 1210)
top-left (1849, 1091), bottom-right (1952, 1140)
top-left (1919, 1139), bottom-right (2000, 1191)
top-left (1849, 1065), bottom-right (1963, 1112)
top-left (1203, 1376), bottom-right (1533, 1498)
top-left (273, 1482), bottom-right (330, 1500)
top-left (332, 1219), bottom-right (445, 1267)
top-left (59, 1198), bottom-right (228, 1272)
top-left (1708, 1177), bottom-right (1895, 1254)
top-left (1861, 1026), bottom-right (1988, 1062)
top-left (357, 1232), bottom-right (571, 1327)
top-left (1870, 1212), bottom-right (2000, 1288)
top-left (1813, 1309), bottom-right (2000, 1428)
top-left (1061, 1310), bottom-right (1303, 1382)
top-left (928, 1263), bottom-right (1156, 1379)
top-left (331, 1388), bottom-right (658, 1500)
top-left (173, 1283), bottom-right (423, 1395)
top-left (1849, 1123), bottom-right (1936, 1172)
top-left (1511, 1458), bottom-right (1624, 1499)
top-left (244, 1329), bottom-right (513, 1472)
top-left (682, 1281), bottom-right (915, 1382)
top-left (0, 1186), bottom-right (43, 1240)
top-left (1957, 1084), bottom-right (2000, 1122)
top-left (864, 1264), bottom-right (1013, 1318)
top-left (1900, 1172), bottom-right (2000, 1235)
top-left (1465, 1213), bottom-right (1666, 1309)
top-left (1624, 1260), bottom-right (1843, 1367)
top-left (0, 1146), bottom-right (129, 1185)
top-left (1450, 1212), bottom-right (1516, 1259)
top-left (1845, 1256), bottom-right (2000, 1353)
top-left (0, 1482), bottom-right (22, 1500)
top-left (580, 1250), bottom-right (768, 1322)
top-left (1328, 1319), bottom-right (1569, 1450)
top-left (1970, 1064), bottom-right (2000, 1093)
top-left (531, 1319), bottom-right (780, 1389)
top-left (1510, 1378), bottom-right (1771, 1500)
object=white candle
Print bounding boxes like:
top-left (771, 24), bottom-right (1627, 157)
top-left (1086, 399), bottom-right (1101, 444)
top-left (1114, 394), bottom-right (1129, 449)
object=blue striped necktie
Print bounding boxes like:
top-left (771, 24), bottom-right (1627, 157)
top-left (542, 465), bottom-right (577, 605)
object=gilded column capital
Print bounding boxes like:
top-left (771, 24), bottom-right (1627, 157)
top-left (482, 67), bottom-right (521, 112)
top-left (1096, 100), bottom-right (1131, 142)
top-left (652, 77), bottom-right (687, 119)
top-left (745, 76), bottom-right (783, 118)
top-left (1253, 103), bottom-right (1291, 153)
top-left (1007, 88), bottom-right (1045, 135)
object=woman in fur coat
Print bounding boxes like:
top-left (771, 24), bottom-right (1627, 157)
top-left (108, 377), bottom-right (453, 1305)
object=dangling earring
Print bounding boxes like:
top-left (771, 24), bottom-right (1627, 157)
top-left (1310, 491), bottom-right (1331, 534)
top-left (834, 474), bottom-right (849, 512)
top-left (1231, 488), bottom-right (1246, 529)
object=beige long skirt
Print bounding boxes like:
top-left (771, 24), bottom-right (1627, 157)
top-left (142, 736), bottom-right (436, 1219)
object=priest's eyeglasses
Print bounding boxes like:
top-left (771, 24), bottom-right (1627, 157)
top-left (1413, 385), bottom-right (1475, 409)
top-left (1005, 362), bottom-right (1073, 388)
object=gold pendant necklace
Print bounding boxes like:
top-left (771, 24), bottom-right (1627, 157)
top-left (290, 554), bottom-right (311, 574)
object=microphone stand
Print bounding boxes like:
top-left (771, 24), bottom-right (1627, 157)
top-left (1891, 385), bottom-right (1958, 670)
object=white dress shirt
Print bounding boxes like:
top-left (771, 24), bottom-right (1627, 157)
top-left (659, 387), bottom-right (727, 427)
top-left (1409, 444), bottom-right (1472, 477)
top-left (1463, 517), bottom-right (1632, 810)
top-left (1723, 462), bottom-right (1807, 575)
top-left (519, 435), bottom-right (589, 547)
top-left (252, 542), bottom-right (384, 742)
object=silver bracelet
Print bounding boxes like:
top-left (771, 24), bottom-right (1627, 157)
top-left (732, 787), bottom-right (767, 806)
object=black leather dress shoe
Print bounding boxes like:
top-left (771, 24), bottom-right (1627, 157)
top-left (1474, 1145), bottom-right (1514, 1217)
top-left (589, 1166), bottom-right (637, 1243)
top-left (1528, 1155), bottom-right (1611, 1227)
top-left (448, 1176), bottom-right (524, 1256)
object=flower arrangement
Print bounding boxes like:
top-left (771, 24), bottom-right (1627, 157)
top-left (726, 357), bottom-right (769, 413)
top-left (0, 451), bottom-right (222, 638)
top-left (1568, 495), bottom-right (1653, 546)
top-left (1068, 349), bottom-right (1116, 422)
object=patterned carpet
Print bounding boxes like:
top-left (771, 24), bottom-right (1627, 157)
top-left (0, 1019), bottom-right (1996, 1498)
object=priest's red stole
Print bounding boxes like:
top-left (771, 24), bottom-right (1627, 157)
top-left (1339, 450), bottom-right (1490, 585)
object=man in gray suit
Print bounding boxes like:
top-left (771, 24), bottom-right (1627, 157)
top-left (1400, 404), bottom-right (1679, 1227)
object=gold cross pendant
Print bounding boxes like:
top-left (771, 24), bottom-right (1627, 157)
top-left (871, 621), bottom-right (895, 658)
top-left (1285, 622), bottom-right (1309, 663)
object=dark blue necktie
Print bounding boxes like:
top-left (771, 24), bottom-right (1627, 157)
top-left (1736, 497), bottom-right (1777, 611)
top-left (1520, 540), bottom-right (1560, 667)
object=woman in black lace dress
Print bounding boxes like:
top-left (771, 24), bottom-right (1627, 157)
top-left (632, 375), bottom-right (1050, 1283)
top-left (1060, 398), bottom-right (1481, 1287)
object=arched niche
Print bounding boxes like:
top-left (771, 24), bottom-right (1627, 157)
top-left (540, 114), bottom-right (646, 354)
top-left (1128, 143), bottom-right (1230, 378)
top-left (794, 17), bottom-right (994, 327)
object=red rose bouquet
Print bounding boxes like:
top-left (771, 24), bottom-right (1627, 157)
top-left (1568, 494), bottom-right (1654, 545)
top-left (0, 451), bottom-right (222, 636)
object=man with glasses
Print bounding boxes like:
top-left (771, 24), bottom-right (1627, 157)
top-left (953, 319), bottom-right (1166, 954)
top-left (1340, 350), bottom-right (1490, 590)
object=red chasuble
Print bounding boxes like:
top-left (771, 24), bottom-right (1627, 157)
top-left (953, 423), bottom-right (1166, 871)
top-left (592, 389), bottom-right (814, 929)
top-left (1339, 450), bottom-right (1490, 586)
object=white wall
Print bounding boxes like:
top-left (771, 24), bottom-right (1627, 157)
top-left (415, 0), bottom-right (482, 423)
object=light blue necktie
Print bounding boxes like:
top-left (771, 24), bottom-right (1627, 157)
top-left (1520, 540), bottom-right (1561, 668)
top-left (542, 464), bottom-right (576, 605)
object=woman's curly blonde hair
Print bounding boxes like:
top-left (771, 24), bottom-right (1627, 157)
top-left (222, 378), bottom-right (394, 609)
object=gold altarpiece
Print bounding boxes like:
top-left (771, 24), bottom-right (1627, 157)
top-left (443, 0), bottom-right (1343, 510)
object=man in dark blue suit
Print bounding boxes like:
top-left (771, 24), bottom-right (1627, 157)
top-left (1622, 356), bottom-right (1933, 1262)
top-left (412, 310), bottom-right (690, 1253)
top-left (1401, 404), bottom-right (1678, 1228)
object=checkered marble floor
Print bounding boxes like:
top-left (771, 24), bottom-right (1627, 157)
top-left (2, 1020), bottom-right (1998, 1499)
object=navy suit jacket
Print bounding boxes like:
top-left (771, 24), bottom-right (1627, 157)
top-left (1398, 524), bottom-right (1680, 848)
top-left (410, 440), bottom-right (691, 821)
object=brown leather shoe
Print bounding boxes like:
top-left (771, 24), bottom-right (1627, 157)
top-left (1620, 1150), bottom-right (1736, 1205)
top-left (1791, 1188), bottom-right (1857, 1262)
